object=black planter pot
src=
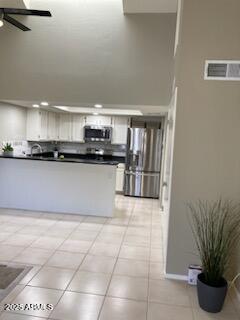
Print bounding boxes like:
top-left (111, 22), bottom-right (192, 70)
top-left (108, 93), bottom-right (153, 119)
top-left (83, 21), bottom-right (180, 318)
top-left (197, 273), bottom-right (228, 313)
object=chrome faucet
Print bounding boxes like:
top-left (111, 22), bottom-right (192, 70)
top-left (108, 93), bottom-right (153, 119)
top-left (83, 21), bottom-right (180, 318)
top-left (31, 143), bottom-right (43, 156)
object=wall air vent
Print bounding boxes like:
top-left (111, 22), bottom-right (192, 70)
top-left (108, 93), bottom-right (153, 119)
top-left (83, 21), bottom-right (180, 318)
top-left (204, 60), bottom-right (240, 81)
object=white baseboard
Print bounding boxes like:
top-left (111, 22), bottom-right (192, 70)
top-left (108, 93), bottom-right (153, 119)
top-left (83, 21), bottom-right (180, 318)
top-left (165, 274), bottom-right (240, 300)
top-left (165, 273), bottom-right (188, 281)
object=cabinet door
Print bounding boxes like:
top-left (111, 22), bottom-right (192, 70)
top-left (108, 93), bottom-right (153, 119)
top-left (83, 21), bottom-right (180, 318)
top-left (26, 109), bottom-right (41, 141)
top-left (85, 115), bottom-right (98, 125)
top-left (59, 114), bottom-right (72, 141)
top-left (112, 117), bottom-right (129, 145)
top-left (47, 112), bottom-right (58, 140)
top-left (72, 114), bottom-right (84, 142)
top-left (98, 116), bottom-right (112, 126)
top-left (40, 110), bottom-right (48, 140)
top-left (85, 115), bottom-right (112, 126)
top-left (116, 167), bottom-right (125, 192)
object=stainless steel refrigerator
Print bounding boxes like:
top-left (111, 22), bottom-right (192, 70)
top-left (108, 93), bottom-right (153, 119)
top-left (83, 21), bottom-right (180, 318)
top-left (124, 126), bottom-right (162, 199)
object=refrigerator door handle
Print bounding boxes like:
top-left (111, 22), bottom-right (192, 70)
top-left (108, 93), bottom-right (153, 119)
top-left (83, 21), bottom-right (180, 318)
top-left (125, 171), bottom-right (159, 177)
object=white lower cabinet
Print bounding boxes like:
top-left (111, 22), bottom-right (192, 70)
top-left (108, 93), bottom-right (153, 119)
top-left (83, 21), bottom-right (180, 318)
top-left (116, 164), bottom-right (125, 192)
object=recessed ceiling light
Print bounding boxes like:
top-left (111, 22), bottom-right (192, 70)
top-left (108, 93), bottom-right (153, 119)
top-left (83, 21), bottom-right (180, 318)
top-left (55, 106), bottom-right (69, 111)
top-left (94, 104), bottom-right (103, 109)
top-left (41, 101), bottom-right (49, 106)
top-left (32, 104), bottom-right (39, 108)
top-left (93, 112), bottom-right (99, 116)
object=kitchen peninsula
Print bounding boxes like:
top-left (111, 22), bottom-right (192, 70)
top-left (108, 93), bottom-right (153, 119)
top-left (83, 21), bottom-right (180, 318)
top-left (0, 154), bottom-right (119, 217)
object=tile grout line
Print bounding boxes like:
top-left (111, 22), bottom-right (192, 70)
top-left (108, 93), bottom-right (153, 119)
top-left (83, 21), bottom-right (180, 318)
top-left (0, 217), bottom-right (83, 317)
top-left (7, 217), bottom-right (68, 265)
top-left (42, 219), bottom-right (85, 267)
top-left (96, 201), bottom-right (134, 320)
top-left (0, 198), bottom-right (173, 320)
top-left (0, 215), bottom-right (51, 314)
top-left (47, 211), bottom-right (111, 319)
top-left (146, 200), bottom-right (154, 320)
top-left (3, 217), bottom-right (87, 318)
top-left (1, 220), bottom-right (40, 263)
top-left (46, 212), bottom-right (108, 320)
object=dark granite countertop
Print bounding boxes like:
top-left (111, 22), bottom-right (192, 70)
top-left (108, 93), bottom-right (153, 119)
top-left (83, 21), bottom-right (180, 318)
top-left (0, 152), bottom-right (125, 166)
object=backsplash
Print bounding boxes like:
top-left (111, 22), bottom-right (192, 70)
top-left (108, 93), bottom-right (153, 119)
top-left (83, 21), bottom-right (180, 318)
top-left (0, 141), bottom-right (29, 156)
top-left (56, 141), bottom-right (126, 156)
top-left (1, 140), bottom-right (126, 157)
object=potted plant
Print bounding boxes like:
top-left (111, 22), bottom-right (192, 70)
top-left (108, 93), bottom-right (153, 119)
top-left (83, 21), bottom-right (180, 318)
top-left (2, 143), bottom-right (14, 156)
top-left (188, 199), bottom-right (240, 313)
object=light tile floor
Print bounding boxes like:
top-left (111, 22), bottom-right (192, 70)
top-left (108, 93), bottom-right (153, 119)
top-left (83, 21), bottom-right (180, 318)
top-left (0, 195), bottom-right (238, 320)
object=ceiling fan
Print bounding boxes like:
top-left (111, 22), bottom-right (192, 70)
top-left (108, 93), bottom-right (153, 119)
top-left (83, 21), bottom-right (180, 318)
top-left (0, 8), bottom-right (52, 31)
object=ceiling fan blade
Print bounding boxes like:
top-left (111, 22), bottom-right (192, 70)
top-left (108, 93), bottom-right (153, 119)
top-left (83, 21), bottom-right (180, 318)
top-left (3, 14), bottom-right (31, 31)
top-left (2, 8), bottom-right (51, 17)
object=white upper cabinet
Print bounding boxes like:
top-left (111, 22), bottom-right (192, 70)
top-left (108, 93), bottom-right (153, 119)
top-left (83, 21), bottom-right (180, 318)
top-left (59, 114), bottom-right (72, 141)
top-left (85, 115), bottom-right (112, 126)
top-left (27, 109), bottom-right (49, 141)
top-left (27, 109), bottom-right (59, 141)
top-left (40, 110), bottom-right (48, 140)
top-left (27, 110), bottom-right (129, 145)
top-left (72, 114), bottom-right (84, 142)
top-left (112, 117), bottom-right (129, 145)
top-left (26, 109), bottom-right (41, 141)
top-left (47, 112), bottom-right (59, 140)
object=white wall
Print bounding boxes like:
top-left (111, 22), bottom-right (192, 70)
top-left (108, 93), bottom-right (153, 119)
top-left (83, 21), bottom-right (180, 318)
top-left (0, 0), bottom-right (176, 106)
top-left (0, 0), bottom-right (28, 8)
top-left (0, 104), bottom-right (27, 142)
top-left (161, 88), bottom-right (177, 268)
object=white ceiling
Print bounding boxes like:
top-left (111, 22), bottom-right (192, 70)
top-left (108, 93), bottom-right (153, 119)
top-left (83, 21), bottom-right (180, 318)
top-left (123, 0), bottom-right (178, 13)
top-left (2, 100), bottom-right (169, 116)
top-left (0, 0), bottom-right (177, 13)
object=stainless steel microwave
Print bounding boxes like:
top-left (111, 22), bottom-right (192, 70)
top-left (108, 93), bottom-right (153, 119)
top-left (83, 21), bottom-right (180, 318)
top-left (84, 126), bottom-right (112, 142)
